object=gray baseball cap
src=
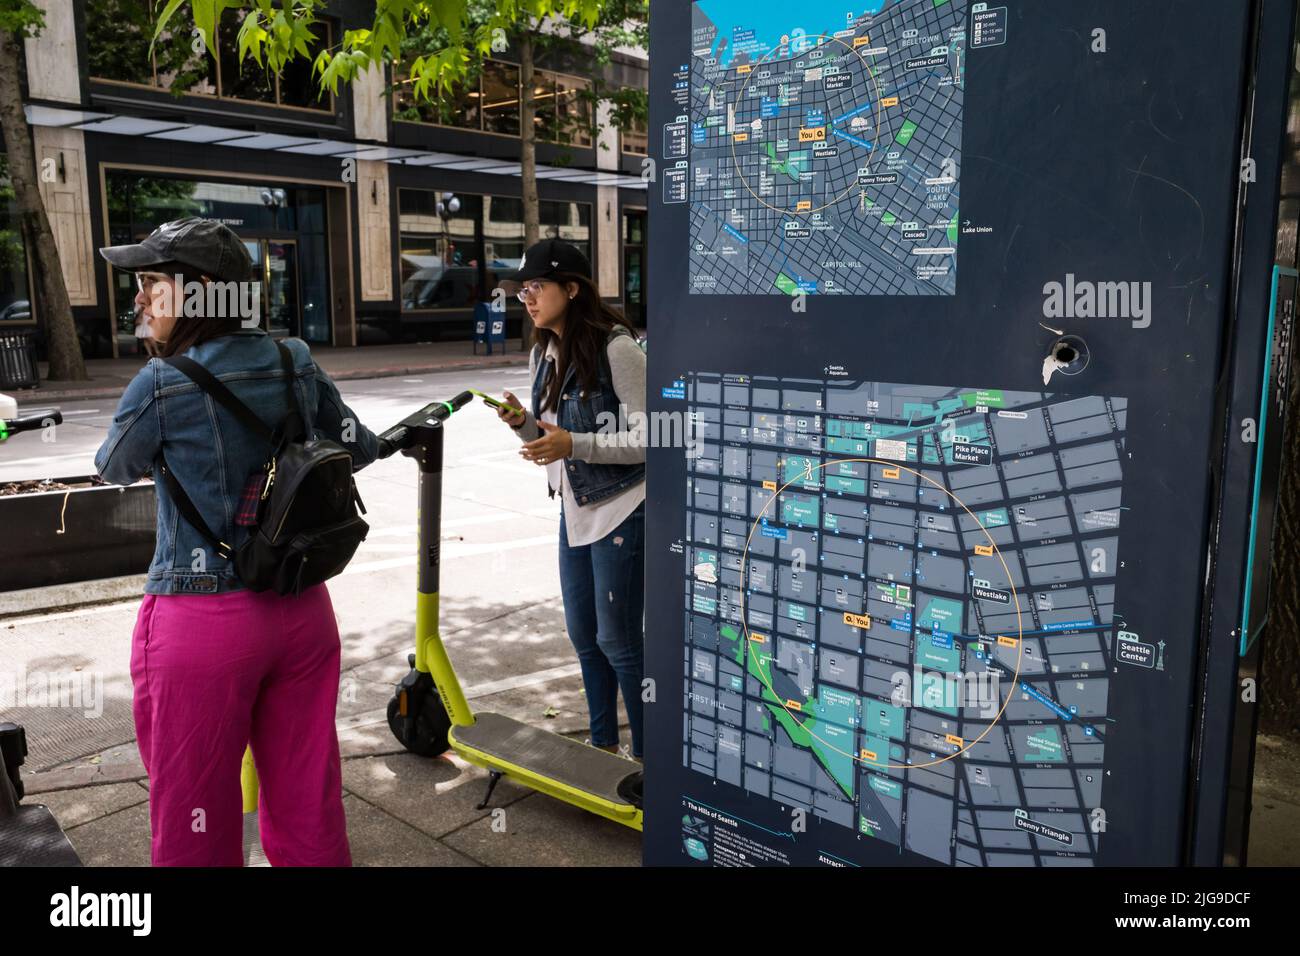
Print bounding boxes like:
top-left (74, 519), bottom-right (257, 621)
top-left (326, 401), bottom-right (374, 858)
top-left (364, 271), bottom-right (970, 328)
top-left (99, 217), bottom-right (253, 282)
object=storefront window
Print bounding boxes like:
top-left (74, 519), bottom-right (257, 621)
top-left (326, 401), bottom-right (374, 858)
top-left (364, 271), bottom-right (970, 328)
top-left (83, 0), bottom-right (156, 87)
top-left (554, 76), bottom-right (592, 147)
top-left (480, 195), bottom-right (590, 266)
top-left (105, 172), bottom-right (332, 343)
top-left (218, 10), bottom-right (276, 104)
top-left (0, 155), bottom-right (31, 325)
top-left (484, 196), bottom-right (524, 268)
top-left (399, 191), bottom-right (488, 310)
top-left (623, 209), bottom-right (647, 324)
top-left (278, 40), bottom-right (333, 110)
top-left (482, 62), bottom-right (522, 135)
top-left (399, 190), bottom-right (590, 310)
top-left (531, 72), bottom-right (558, 142)
top-left (86, 2), bottom-right (331, 110)
top-left (622, 111), bottom-right (648, 155)
top-left (393, 66), bottom-right (480, 129)
top-left (393, 59), bottom-right (592, 147)
top-left (541, 200), bottom-right (591, 262)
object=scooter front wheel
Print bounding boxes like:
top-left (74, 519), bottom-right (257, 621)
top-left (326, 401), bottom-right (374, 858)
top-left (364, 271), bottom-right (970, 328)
top-left (387, 681), bottom-right (452, 757)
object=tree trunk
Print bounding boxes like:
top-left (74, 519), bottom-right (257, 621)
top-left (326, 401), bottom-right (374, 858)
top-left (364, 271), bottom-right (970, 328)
top-left (0, 30), bottom-right (86, 382)
top-left (518, 29), bottom-right (539, 348)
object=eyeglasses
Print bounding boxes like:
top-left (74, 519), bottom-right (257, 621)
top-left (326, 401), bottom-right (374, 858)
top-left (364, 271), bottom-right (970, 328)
top-left (134, 272), bottom-right (170, 296)
top-left (515, 279), bottom-right (551, 303)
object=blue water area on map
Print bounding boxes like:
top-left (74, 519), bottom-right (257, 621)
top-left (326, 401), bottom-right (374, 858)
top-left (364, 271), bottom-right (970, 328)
top-left (699, 0), bottom-right (890, 67)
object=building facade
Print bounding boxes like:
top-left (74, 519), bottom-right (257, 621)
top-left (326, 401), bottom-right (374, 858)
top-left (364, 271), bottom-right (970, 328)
top-left (1, 0), bottom-right (649, 359)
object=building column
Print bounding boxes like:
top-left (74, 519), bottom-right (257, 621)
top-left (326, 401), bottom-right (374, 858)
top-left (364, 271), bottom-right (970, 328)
top-left (357, 160), bottom-right (394, 303)
top-left (352, 61), bottom-right (389, 144)
top-left (30, 127), bottom-right (97, 309)
top-left (22, 0), bottom-right (80, 104)
top-left (23, 0), bottom-right (98, 315)
top-left (595, 99), bottom-right (621, 300)
top-left (352, 64), bottom-right (393, 330)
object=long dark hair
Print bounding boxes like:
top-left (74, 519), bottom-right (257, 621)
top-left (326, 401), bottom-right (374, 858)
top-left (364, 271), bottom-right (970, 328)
top-left (535, 273), bottom-right (638, 413)
top-left (149, 261), bottom-right (247, 358)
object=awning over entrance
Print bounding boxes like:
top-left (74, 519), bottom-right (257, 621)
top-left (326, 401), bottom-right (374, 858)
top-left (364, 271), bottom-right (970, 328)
top-left (24, 104), bottom-right (649, 190)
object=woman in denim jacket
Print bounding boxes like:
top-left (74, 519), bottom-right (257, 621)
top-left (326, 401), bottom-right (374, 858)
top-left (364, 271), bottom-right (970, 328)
top-left (490, 239), bottom-right (647, 761)
top-left (94, 219), bottom-right (381, 866)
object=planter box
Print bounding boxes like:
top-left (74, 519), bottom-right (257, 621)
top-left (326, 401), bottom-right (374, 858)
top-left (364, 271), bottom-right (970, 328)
top-left (0, 477), bottom-right (155, 591)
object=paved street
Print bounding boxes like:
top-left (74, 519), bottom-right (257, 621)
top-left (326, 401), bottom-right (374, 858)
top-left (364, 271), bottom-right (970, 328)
top-left (0, 365), bottom-right (642, 866)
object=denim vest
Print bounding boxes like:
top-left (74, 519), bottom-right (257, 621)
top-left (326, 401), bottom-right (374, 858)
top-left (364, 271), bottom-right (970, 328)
top-left (95, 330), bottom-right (380, 595)
top-left (530, 327), bottom-right (646, 507)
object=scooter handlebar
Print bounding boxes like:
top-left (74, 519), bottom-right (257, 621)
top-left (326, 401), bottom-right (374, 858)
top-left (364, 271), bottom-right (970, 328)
top-left (0, 411), bottom-right (62, 439)
top-left (376, 392), bottom-right (476, 457)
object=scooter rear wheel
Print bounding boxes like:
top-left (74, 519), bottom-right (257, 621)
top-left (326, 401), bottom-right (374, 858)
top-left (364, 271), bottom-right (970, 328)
top-left (386, 689), bottom-right (452, 758)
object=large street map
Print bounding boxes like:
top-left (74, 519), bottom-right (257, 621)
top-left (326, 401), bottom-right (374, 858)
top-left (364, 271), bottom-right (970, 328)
top-left (687, 0), bottom-right (965, 295)
top-left (682, 374), bottom-right (1130, 865)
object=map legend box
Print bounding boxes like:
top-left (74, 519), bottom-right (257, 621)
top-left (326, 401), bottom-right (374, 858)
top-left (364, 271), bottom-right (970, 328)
top-left (970, 4), bottom-right (1008, 48)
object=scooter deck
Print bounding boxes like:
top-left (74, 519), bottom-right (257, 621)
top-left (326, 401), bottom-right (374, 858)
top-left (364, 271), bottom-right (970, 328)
top-left (0, 805), bottom-right (82, 867)
top-left (450, 712), bottom-right (641, 826)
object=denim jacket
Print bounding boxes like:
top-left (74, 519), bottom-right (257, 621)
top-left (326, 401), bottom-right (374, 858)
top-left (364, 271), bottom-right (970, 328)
top-left (95, 330), bottom-right (380, 595)
top-left (529, 326), bottom-right (646, 507)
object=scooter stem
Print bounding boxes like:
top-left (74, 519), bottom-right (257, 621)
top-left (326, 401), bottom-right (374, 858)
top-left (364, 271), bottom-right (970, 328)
top-left (408, 418), bottom-right (475, 727)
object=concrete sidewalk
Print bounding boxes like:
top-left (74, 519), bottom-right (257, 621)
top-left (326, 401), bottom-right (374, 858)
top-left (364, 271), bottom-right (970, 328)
top-left (21, 339), bottom-right (531, 404)
top-left (22, 718), bottom-right (644, 868)
top-left (19, 728), bottom-right (1300, 866)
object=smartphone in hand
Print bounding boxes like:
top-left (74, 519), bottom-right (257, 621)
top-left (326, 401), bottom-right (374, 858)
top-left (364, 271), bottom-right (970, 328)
top-left (470, 388), bottom-right (525, 418)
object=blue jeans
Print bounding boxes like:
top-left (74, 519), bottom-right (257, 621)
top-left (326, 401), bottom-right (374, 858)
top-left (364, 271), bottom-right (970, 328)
top-left (558, 500), bottom-right (645, 757)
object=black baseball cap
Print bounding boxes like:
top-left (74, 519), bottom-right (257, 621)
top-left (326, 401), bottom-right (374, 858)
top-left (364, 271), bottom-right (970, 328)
top-left (497, 238), bottom-right (591, 295)
top-left (99, 217), bottom-right (253, 282)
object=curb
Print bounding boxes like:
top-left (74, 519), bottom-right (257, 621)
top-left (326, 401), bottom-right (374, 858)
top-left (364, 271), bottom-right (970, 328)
top-left (23, 761), bottom-right (149, 796)
top-left (23, 354), bottom-right (530, 404)
top-left (0, 575), bottom-right (147, 620)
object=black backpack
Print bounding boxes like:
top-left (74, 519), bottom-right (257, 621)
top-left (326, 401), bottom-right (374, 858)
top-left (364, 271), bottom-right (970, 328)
top-left (156, 341), bottom-right (369, 596)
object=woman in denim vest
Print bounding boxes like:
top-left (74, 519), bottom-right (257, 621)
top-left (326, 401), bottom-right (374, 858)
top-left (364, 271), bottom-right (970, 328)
top-left (490, 239), bottom-right (647, 760)
top-left (94, 218), bottom-right (382, 866)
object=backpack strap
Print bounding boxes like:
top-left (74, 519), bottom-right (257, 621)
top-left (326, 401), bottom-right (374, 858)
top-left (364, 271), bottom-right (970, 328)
top-left (275, 341), bottom-right (307, 442)
top-left (156, 456), bottom-right (233, 559)
top-left (163, 342), bottom-right (307, 445)
top-left (163, 355), bottom-right (276, 443)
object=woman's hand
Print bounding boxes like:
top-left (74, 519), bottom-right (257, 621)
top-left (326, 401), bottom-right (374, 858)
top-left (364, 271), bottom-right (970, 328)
top-left (520, 420), bottom-right (573, 466)
top-left (490, 390), bottom-right (526, 428)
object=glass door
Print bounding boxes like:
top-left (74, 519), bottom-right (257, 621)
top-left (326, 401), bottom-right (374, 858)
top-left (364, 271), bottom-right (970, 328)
top-left (623, 210), bottom-right (647, 326)
top-left (263, 239), bottom-right (300, 338)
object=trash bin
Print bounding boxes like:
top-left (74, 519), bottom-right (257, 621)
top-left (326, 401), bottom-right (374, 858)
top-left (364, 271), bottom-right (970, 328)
top-left (0, 329), bottom-right (39, 390)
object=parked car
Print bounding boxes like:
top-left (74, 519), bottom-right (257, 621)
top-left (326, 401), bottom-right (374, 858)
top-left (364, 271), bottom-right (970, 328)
top-left (0, 300), bottom-right (30, 324)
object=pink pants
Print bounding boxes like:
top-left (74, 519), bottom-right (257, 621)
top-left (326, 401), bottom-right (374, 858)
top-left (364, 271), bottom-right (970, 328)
top-left (130, 583), bottom-right (351, 867)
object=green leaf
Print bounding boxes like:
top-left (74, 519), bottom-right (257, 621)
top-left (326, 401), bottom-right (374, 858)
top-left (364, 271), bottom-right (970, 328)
top-left (149, 0), bottom-right (188, 50)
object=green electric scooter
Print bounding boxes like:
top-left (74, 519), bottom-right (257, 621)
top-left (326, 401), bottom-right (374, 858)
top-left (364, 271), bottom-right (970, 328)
top-left (376, 393), bottom-right (644, 829)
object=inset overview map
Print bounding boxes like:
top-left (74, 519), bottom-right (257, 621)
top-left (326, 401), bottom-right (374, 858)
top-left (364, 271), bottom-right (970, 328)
top-left (686, 0), bottom-right (965, 295)
top-left (681, 375), bottom-right (1132, 865)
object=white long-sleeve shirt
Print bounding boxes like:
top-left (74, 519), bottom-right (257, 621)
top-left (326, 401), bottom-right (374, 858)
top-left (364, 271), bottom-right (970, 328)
top-left (514, 334), bottom-right (647, 546)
